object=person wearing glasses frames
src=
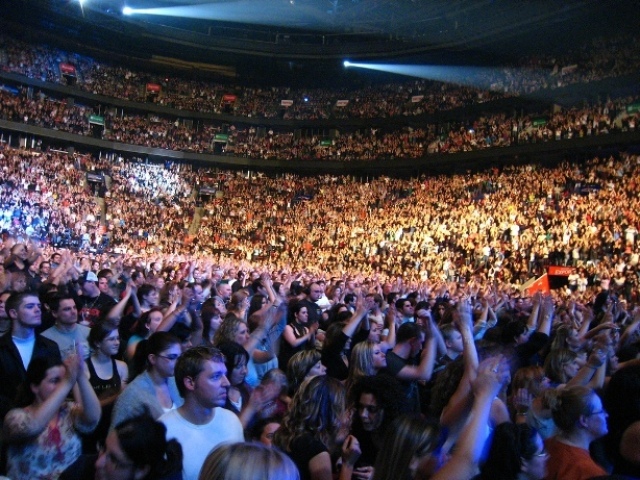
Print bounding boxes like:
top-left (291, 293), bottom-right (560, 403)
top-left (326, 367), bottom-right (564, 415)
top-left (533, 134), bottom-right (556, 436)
top-left (110, 332), bottom-right (183, 429)
top-left (479, 423), bottom-right (549, 480)
top-left (544, 386), bottom-right (608, 480)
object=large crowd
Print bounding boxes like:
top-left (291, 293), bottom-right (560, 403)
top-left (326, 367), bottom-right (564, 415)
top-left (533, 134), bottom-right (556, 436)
top-left (0, 158), bottom-right (639, 478)
top-left (0, 23), bottom-right (640, 480)
top-left (0, 85), bottom-right (638, 162)
top-left (1, 33), bottom-right (640, 122)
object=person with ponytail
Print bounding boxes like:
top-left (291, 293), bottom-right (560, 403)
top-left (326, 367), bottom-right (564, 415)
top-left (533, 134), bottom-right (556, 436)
top-left (110, 331), bottom-right (183, 428)
top-left (95, 413), bottom-right (183, 480)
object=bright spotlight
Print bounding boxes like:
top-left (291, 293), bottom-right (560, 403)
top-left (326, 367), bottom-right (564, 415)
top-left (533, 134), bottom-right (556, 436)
top-left (343, 60), bottom-right (350, 67)
top-left (122, 6), bottom-right (133, 15)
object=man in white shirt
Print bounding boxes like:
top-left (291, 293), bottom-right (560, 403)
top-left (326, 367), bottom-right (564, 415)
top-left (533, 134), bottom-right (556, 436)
top-left (160, 346), bottom-right (244, 480)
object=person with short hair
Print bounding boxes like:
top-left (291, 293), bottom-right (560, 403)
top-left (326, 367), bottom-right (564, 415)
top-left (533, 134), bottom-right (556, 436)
top-left (543, 386), bottom-right (608, 480)
top-left (0, 292), bottom-right (61, 419)
top-left (160, 345), bottom-right (244, 480)
top-left (42, 293), bottom-right (90, 359)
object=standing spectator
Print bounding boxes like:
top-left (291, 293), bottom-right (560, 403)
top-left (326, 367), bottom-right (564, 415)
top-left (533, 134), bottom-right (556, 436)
top-left (544, 386), bottom-right (608, 480)
top-left (0, 292), bottom-right (61, 419)
top-left (75, 271), bottom-right (117, 327)
top-left (160, 346), bottom-right (244, 480)
top-left (93, 414), bottom-right (183, 480)
top-left (383, 322), bottom-right (436, 413)
top-left (110, 332), bottom-right (184, 428)
top-left (42, 293), bottom-right (90, 359)
top-left (274, 375), bottom-right (361, 480)
top-left (3, 353), bottom-right (100, 480)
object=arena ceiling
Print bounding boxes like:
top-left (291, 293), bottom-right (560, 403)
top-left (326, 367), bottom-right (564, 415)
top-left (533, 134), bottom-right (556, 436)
top-left (7, 0), bottom-right (636, 63)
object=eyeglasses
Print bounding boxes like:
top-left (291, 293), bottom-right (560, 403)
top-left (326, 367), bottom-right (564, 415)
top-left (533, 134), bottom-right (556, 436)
top-left (532, 448), bottom-right (549, 459)
top-left (586, 409), bottom-right (607, 417)
top-left (156, 353), bottom-right (180, 361)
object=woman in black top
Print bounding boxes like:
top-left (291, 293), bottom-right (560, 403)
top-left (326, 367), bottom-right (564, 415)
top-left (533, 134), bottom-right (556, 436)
top-left (85, 323), bottom-right (129, 451)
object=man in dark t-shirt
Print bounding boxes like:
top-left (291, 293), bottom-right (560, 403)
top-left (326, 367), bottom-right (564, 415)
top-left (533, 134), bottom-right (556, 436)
top-left (75, 271), bottom-right (117, 327)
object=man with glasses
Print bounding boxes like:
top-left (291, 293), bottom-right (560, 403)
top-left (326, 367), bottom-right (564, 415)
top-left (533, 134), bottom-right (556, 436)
top-left (161, 346), bottom-right (243, 480)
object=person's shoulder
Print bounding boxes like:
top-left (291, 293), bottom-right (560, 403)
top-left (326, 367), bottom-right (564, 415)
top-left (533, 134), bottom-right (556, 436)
top-left (36, 333), bottom-right (62, 351)
top-left (159, 408), bottom-right (181, 425)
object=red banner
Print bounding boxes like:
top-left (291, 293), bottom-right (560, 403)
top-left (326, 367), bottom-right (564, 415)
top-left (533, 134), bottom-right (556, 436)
top-left (59, 63), bottom-right (76, 76)
top-left (222, 94), bottom-right (237, 102)
top-left (524, 274), bottom-right (550, 296)
top-left (548, 266), bottom-right (575, 276)
top-left (146, 83), bottom-right (161, 93)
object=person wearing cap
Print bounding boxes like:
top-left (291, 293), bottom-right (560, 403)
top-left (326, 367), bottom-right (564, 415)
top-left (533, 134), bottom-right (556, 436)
top-left (75, 271), bottom-right (117, 328)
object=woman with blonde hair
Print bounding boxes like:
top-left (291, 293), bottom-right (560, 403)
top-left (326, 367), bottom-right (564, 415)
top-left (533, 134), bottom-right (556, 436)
top-left (214, 312), bottom-right (275, 387)
top-left (544, 348), bottom-right (580, 386)
top-left (346, 340), bottom-right (387, 390)
top-left (199, 442), bottom-right (299, 480)
top-left (273, 375), bottom-right (361, 480)
top-left (287, 349), bottom-right (326, 396)
top-left (510, 365), bottom-right (555, 438)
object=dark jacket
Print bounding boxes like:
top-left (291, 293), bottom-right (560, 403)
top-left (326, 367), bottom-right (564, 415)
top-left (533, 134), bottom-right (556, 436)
top-left (0, 332), bottom-right (62, 419)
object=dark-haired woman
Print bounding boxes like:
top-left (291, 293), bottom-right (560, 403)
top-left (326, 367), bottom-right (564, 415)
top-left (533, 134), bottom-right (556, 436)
top-left (478, 423), bottom-right (548, 480)
top-left (3, 353), bottom-right (101, 480)
top-left (84, 322), bottom-right (129, 451)
top-left (95, 414), bottom-right (183, 480)
top-left (279, 303), bottom-right (318, 371)
top-left (110, 332), bottom-right (183, 428)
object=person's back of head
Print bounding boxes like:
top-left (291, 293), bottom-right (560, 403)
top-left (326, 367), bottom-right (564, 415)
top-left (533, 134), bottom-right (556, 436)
top-left (111, 413), bottom-right (183, 480)
top-left (373, 414), bottom-right (440, 480)
top-left (199, 442), bottom-right (299, 480)
top-left (396, 322), bottom-right (421, 344)
top-left (480, 422), bottom-right (541, 480)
